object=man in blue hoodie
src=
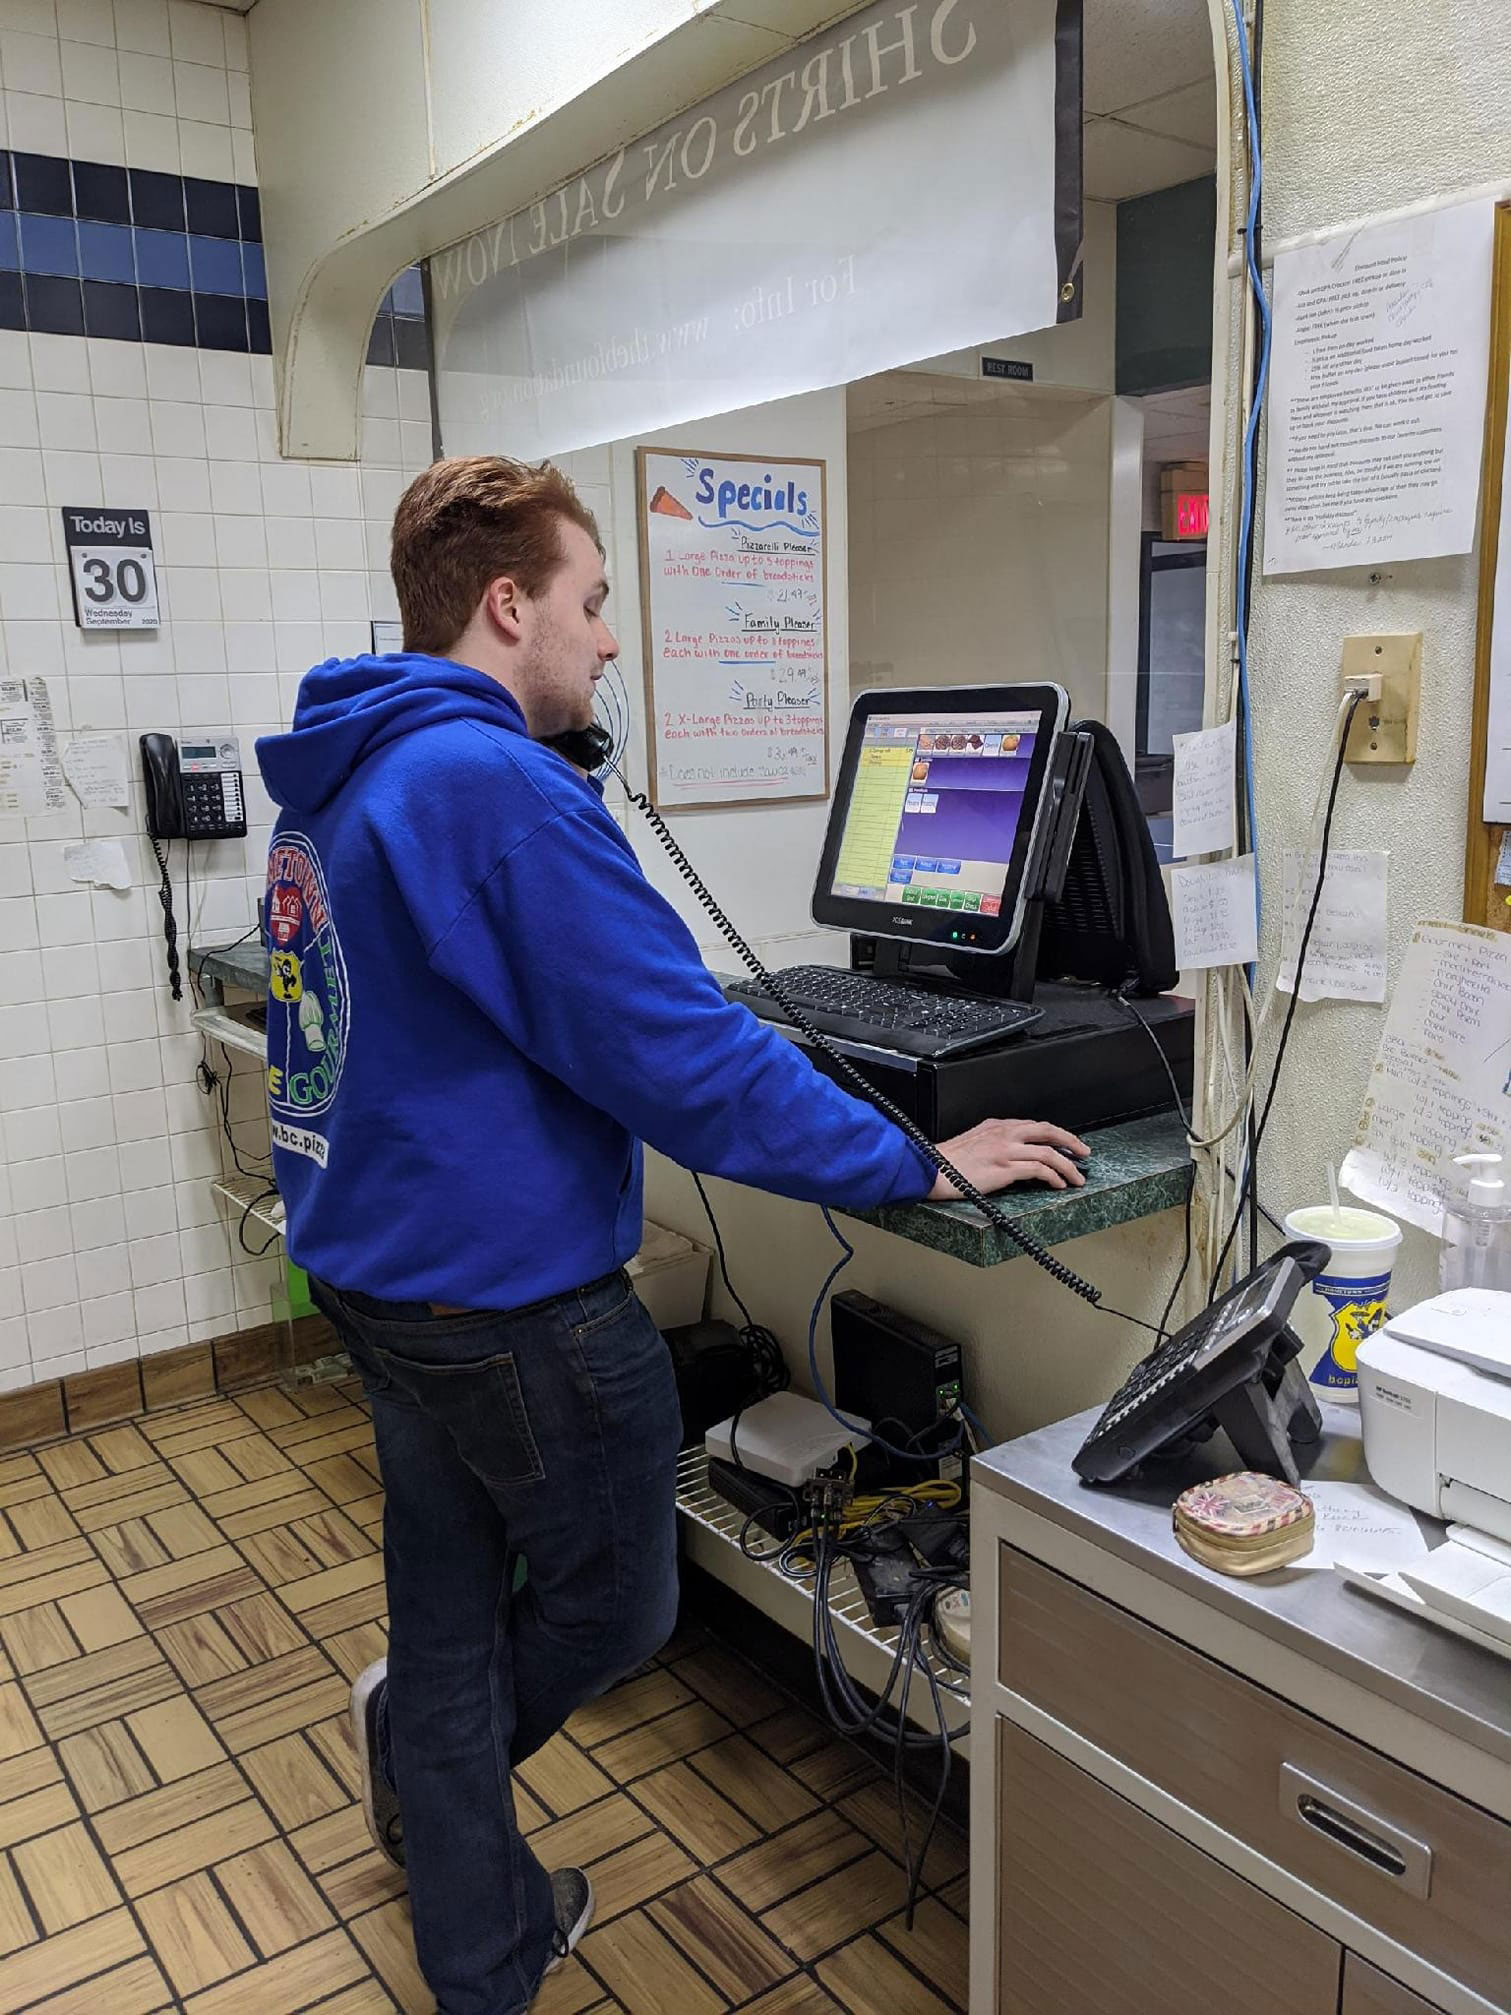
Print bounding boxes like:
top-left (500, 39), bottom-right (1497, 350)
top-left (256, 456), bottom-right (1088, 2014)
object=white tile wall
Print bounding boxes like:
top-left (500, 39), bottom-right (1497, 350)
top-left (0, 0), bottom-right (433, 1391)
top-left (0, 0), bottom-right (254, 174)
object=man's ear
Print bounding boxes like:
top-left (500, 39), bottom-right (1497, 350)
top-left (482, 575), bottom-right (524, 641)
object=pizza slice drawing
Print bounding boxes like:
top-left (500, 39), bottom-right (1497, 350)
top-left (649, 486), bottom-right (693, 520)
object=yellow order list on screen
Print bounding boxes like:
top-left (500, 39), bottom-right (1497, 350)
top-left (835, 743), bottom-right (913, 891)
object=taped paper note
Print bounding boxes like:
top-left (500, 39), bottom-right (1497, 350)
top-left (1171, 717), bottom-right (1236, 859)
top-left (0, 678), bottom-right (65, 818)
top-left (1265, 201), bottom-right (1496, 574)
top-left (1278, 848), bottom-right (1388, 1003)
top-left (64, 839), bottom-right (132, 890)
top-left (1342, 920), bottom-right (1511, 1233)
top-left (62, 736), bottom-right (129, 809)
top-left (1171, 853), bottom-right (1258, 971)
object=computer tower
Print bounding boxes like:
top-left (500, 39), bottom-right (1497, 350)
top-left (830, 1290), bottom-right (965, 1482)
top-left (806, 984), bottom-right (1194, 1140)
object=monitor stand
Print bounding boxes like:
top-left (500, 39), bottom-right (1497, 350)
top-left (851, 898), bottom-right (1044, 1005)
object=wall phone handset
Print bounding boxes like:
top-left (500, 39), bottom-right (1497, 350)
top-left (614, 762), bottom-right (1101, 1306)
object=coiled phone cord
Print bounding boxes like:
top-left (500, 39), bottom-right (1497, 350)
top-left (148, 831), bottom-right (182, 1002)
top-left (614, 770), bottom-right (1102, 1305)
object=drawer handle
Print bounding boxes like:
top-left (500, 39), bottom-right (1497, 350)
top-left (1279, 1764), bottom-right (1433, 1900)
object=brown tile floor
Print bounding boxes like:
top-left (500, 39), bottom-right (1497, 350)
top-left (0, 1380), bottom-right (968, 2014)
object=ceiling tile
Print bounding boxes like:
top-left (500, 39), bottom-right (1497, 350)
top-left (1083, 117), bottom-right (1216, 202)
top-left (1083, 0), bottom-right (1214, 117)
top-left (1116, 78), bottom-right (1218, 151)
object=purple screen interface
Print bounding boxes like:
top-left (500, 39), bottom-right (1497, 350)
top-left (831, 712), bottom-right (1040, 918)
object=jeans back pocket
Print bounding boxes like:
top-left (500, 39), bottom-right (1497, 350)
top-left (369, 1343), bottom-right (546, 1489)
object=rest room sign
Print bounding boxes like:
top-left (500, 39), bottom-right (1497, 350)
top-left (61, 507), bottom-right (159, 630)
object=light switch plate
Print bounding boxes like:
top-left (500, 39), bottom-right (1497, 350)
top-left (1341, 633), bottom-right (1421, 763)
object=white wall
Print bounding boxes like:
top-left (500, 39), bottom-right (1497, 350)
top-left (1239, 3), bottom-right (1511, 1310)
top-left (848, 390), bottom-right (1113, 724)
top-left (0, 0), bottom-right (433, 1393)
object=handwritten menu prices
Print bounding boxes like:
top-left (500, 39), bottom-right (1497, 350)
top-left (638, 449), bottom-right (827, 809)
top-left (1342, 921), bottom-right (1511, 1233)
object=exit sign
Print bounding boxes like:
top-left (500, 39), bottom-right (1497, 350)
top-left (1175, 490), bottom-right (1209, 538)
top-left (1160, 462), bottom-right (1209, 542)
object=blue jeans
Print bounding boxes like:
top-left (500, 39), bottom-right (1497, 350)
top-left (312, 1271), bottom-right (682, 2015)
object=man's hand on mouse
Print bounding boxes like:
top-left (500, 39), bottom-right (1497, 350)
top-left (927, 1118), bottom-right (1091, 1202)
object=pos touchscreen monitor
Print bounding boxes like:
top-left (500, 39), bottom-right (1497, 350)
top-left (811, 685), bottom-right (1069, 955)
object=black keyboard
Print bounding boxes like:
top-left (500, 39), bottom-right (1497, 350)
top-left (725, 966), bottom-right (1042, 1060)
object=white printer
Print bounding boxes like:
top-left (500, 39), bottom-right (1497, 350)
top-left (1356, 1290), bottom-right (1511, 1547)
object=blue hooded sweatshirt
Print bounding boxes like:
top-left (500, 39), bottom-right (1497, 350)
top-left (255, 654), bottom-right (935, 1309)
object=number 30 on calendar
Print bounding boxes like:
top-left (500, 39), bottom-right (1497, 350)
top-left (61, 506), bottom-right (160, 631)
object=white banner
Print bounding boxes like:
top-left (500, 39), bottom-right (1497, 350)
top-left (433, 0), bottom-right (1080, 460)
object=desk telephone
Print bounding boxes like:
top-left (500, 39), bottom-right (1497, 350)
top-left (140, 732), bottom-right (247, 1004)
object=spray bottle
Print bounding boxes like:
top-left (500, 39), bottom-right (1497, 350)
top-left (1439, 1153), bottom-right (1511, 1293)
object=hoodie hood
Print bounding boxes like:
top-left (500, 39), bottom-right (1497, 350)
top-left (257, 653), bottom-right (526, 814)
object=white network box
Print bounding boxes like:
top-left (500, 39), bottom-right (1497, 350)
top-left (705, 1391), bottom-right (871, 1489)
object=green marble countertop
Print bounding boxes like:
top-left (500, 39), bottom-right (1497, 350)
top-left (192, 941), bottom-right (1191, 1267)
top-left (843, 1109), bottom-right (1191, 1266)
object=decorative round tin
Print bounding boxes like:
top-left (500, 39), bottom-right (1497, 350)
top-left (1173, 1472), bottom-right (1314, 1575)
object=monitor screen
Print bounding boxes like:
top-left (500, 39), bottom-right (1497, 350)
top-left (829, 711), bottom-right (1042, 915)
top-left (812, 685), bottom-right (1068, 954)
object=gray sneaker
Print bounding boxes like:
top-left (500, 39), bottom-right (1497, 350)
top-left (544, 1867), bottom-right (594, 1973)
top-left (351, 1660), bottom-right (405, 1871)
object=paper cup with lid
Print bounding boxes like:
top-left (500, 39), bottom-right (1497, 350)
top-left (1284, 1204), bottom-right (1402, 1400)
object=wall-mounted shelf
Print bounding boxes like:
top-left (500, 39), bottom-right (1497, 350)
top-left (212, 1173), bottom-right (284, 1243)
top-left (193, 1002), bottom-right (267, 1062)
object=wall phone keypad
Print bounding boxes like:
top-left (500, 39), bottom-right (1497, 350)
top-left (184, 772), bottom-right (241, 834)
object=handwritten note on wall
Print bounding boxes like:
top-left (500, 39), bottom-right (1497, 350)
top-left (1171, 853), bottom-right (1259, 971)
top-left (1342, 921), bottom-right (1511, 1233)
top-left (0, 678), bottom-right (65, 819)
top-left (1264, 201), bottom-right (1495, 574)
top-left (1171, 717), bottom-right (1236, 858)
top-left (1278, 848), bottom-right (1389, 1003)
top-left (638, 449), bottom-right (827, 810)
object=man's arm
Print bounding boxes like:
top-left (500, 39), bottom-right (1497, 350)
top-left (425, 803), bottom-right (1087, 1207)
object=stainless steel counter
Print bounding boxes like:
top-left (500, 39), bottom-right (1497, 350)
top-left (975, 1405), bottom-right (1511, 1775)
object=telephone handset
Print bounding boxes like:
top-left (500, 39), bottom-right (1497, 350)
top-left (140, 733), bottom-right (247, 841)
top-left (140, 732), bottom-right (248, 1003)
top-left (542, 723), bottom-right (614, 775)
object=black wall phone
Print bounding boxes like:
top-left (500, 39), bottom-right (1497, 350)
top-left (140, 732), bottom-right (248, 1003)
top-left (140, 733), bottom-right (247, 841)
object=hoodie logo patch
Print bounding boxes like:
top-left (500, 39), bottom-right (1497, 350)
top-left (266, 834), bottom-right (349, 1155)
